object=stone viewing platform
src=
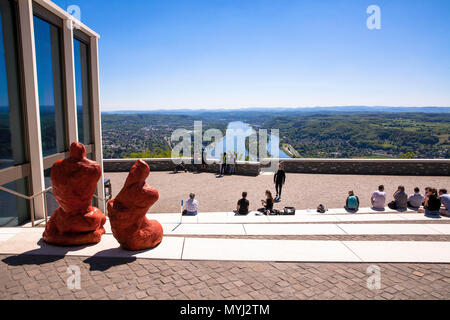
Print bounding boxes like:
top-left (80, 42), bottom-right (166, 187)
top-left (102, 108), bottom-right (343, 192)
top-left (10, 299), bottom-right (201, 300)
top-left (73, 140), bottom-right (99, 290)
top-left (2, 206), bottom-right (450, 300)
top-left (1, 208), bottom-right (450, 264)
top-left (104, 158), bottom-right (450, 176)
top-left (104, 171), bottom-right (449, 214)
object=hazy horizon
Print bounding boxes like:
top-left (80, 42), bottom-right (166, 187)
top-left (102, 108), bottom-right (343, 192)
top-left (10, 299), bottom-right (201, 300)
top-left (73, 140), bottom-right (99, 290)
top-left (100, 105), bottom-right (450, 112)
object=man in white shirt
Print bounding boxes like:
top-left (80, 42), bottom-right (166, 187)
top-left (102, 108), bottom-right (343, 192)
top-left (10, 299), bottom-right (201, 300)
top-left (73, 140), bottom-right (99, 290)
top-left (228, 152), bottom-right (236, 175)
top-left (408, 187), bottom-right (425, 209)
top-left (439, 189), bottom-right (450, 216)
top-left (184, 193), bottom-right (199, 216)
top-left (371, 185), bottom-right (386, 210)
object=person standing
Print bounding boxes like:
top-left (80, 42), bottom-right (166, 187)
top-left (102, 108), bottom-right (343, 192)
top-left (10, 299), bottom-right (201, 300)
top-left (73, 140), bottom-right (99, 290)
top-left (201, 148), bottom-right (207, 171)
top-left (274, 163), bottom-right (286, 202)
top-left (219, 152), bottom-right (227, 176)
top-left (229, 152), bottom-right (236, 175)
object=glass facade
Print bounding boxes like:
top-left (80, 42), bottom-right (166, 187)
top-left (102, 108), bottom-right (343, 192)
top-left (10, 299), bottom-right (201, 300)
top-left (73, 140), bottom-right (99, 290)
top-left (74, 38), bottom-right (92, 145)
top-left (33, 15), bottom-right (66, 157)
top-left (0, 178), bottom-right (29, 226)
top-left (0, 0), bottom-right (26, 170)
top-left (0, 1), bottom-right (102, 227)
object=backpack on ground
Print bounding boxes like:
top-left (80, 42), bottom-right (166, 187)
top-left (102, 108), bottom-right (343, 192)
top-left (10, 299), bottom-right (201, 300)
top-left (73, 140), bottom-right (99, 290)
top-left (283, 207), bottom-right (296, 215)
top-left (347, 196), bottom-right (358, 210)
top-left (317, 204), bottom-right (326, 213)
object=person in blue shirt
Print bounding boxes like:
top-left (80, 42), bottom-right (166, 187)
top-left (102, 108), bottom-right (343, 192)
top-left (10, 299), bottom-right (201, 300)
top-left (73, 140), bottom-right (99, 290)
top-left (345, 190), bottom-right (360, 212)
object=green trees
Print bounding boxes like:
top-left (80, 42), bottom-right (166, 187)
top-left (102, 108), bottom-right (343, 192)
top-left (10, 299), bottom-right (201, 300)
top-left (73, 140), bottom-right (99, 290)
top-left (399, 152), bottom-right (416, 159)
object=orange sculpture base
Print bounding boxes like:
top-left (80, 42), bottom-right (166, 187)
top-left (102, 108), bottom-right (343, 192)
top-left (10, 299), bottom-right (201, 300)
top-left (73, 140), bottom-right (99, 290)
top-left (108, 160), bottom-right (163, 251)
top-left (43, 207), bottom-right (106, 246)
top-left (42, 142), bottom-right (106, 246)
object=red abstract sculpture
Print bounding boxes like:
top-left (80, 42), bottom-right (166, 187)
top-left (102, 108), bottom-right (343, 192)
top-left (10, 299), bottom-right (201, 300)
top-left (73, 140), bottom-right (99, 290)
top-left (43, 142), bottom-right (106, 246)
top-left (107, 160), bottom-right (163, 251)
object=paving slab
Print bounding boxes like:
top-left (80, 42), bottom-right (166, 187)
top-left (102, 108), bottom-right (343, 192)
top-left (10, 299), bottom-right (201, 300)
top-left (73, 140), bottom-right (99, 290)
top-left (0, 228), bottom-right (22, 234)
top-left (267, 214), bottom-right (340, 223)
top-left (426, 224), bottom-right (450, 235)
top-left (135, 210), bottom-right (449, 224)
top-left (197, 211), bottom-right (230, 223)
top-left (197, 212), bottom-right (271, 224)
top-left (334, 214), bottom-right (408, 222)
top-left (0, 232), bottom-right (77, 256)
top-left (150, 213), bottom-right (199, 224)
top-left (165, 223), bottom-right (246, 236)
top-left (69, 235), bottom-right (185, 260)
top-left (338, 224), bottom-right (444, 235)
top-left (0, 234), bottom-right (16, 242)
top-left (243, 224), bottom-right (346, 235)
top-left (182, 238), bottom-right (361, 262)
top-left (343, 241), bottom-right (450, 263)
top-left (0, 231), bottom-right (184, 260)
top-left (397, 214), bottom-right (450, 221)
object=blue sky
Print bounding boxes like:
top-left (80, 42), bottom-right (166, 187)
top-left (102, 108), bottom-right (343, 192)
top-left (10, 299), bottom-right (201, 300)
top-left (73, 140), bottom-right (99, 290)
top-left (53, 0), bottom-right (450, 110)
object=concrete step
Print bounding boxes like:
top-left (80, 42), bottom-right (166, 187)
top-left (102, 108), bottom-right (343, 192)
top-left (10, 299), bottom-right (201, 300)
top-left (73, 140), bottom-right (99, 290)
top-left (1, 228), bottom-right (450, 263)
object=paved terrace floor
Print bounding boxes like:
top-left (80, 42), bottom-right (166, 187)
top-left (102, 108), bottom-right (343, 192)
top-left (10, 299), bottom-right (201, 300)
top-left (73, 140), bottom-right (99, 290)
top-left (1, 208), bottom-right (450, 300)
top-left (105, 171), bottom-right (450, 213)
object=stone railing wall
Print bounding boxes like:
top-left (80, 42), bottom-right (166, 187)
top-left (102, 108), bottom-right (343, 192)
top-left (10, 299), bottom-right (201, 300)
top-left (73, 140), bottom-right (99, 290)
top-left (104, 158), bottom-right (450, 176)
top-left (260, 158), bottom-right (450, 176)
top-left (103, 158), bottom-right (260, 176)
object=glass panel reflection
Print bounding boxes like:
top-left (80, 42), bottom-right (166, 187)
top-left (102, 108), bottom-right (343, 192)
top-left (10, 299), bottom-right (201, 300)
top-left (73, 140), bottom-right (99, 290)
top-left (0, 0), bottom-right (26, 169)
top-left (34, 15), bottom-right (66, 157)
top-left (74, 38), bottom-right (92, 145)
top-left (0, 177), bottom-right (29, 226)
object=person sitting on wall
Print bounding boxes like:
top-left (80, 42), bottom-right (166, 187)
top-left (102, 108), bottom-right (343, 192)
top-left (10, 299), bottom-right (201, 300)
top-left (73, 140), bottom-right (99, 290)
top-left (407, 187), bottom-right (425, 210)
top-left (345, 190), bottom-right (360, 212)
top-left (234, 192), bottom-right (249, 215)
top-left (257, 190), bottom-right (274, 215)
top-left (439, 189), bottom-right (450, 216)
top-left (183, 193), bottom-right (199, 216)
top-left (388, 186), bottom-right (408, 211)
top-left (371, 185), bottom-right (386, 210)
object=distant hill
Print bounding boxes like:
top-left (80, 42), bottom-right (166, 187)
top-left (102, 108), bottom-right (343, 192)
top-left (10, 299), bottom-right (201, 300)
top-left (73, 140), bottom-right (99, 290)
top-left (102, 106), bottom-right (450, 115)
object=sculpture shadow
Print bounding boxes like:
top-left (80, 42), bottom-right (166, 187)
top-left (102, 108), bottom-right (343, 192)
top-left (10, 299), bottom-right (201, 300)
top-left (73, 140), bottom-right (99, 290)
top-left (83, 254), bottom-right (136, 271)
top-left (83, 242), bottom-right (162, 271)
top-left (2, 239), bottom-right (93, 266)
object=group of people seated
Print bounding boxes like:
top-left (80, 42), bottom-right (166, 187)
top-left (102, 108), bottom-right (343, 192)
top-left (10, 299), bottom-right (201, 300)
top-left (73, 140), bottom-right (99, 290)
top-left (235, 190), bottom-right (275, 215)
top-left (182, 190), bottom-right (275, 216)
top-left (345, 185), bottom-right (450, 217)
